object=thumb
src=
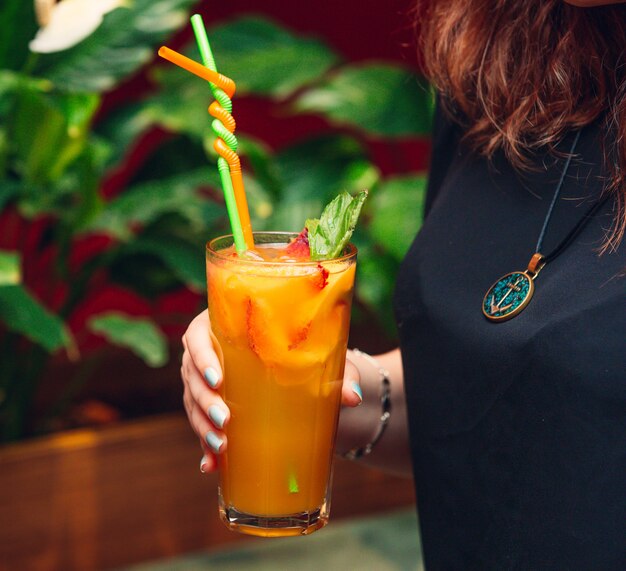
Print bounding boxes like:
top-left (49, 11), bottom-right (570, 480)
top-left (341, 357), bottom-right (362, 407)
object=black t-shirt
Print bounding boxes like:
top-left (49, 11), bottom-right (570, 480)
top-left (393, 103), bottom-right (626, 570)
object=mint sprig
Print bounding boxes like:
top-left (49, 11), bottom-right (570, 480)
top-left (306, 190), bottom-right (368, 261)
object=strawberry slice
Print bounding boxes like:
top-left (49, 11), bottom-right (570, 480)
top-left (285, 227), bottom-right (310, 259)
top-left (288, 321), bottom-right (312, 350)
top-left (245, 297), bottom-right (261, 356)
top-left (309, 263), bottom-right (329, 289)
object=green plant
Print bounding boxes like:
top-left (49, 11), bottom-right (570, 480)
top-left (0, 5), bottom-right (433, 442)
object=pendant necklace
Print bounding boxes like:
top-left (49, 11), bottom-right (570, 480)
top-left (482, 130), bottom-right (610, 322)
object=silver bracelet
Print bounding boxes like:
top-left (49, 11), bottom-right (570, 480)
top-left (341, 348), bottom-right (391, 460)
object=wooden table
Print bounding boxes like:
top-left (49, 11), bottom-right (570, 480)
top-left (0, 413), bottom-right (415, 571)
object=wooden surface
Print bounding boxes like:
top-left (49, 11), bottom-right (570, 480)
top-left (0, 413), bottom-right (415, 571)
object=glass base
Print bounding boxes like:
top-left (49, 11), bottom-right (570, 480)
top-left (219, 505), bottom-right (328, 537)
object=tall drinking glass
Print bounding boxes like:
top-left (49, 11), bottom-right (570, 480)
top-left (206, 232), bottom-right (357, 537)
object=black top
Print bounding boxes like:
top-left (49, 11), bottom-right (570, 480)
top-left (393, 103), bottom-right (626, 570)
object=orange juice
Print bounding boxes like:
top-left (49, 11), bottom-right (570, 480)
top-left (206, 232), bottom-right (356, 537)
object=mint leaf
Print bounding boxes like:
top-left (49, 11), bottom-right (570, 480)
top-left (306, 218), bottom-right (319, 236)
top-left (306, 190), bottom-right (368, 260)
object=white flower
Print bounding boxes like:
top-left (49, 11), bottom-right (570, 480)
top-left (29, 0), bottom-right (124, 54)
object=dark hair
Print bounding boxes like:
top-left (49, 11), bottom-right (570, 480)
top-left (416, 0), bottom-right (626, 252)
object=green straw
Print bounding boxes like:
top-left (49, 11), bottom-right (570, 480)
top-left (288, 471), bottom-right (299, 494)
top-left (216, 160), bottom-right (246, 253)
top-left (191, 14), bottom-right (246, 254)
top-left (191, 14), bottom-right (232, 114)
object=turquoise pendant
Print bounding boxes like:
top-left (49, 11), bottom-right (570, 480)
top-left (482, 253), bottom-right (545, 322)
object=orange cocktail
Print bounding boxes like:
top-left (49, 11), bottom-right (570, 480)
top-left (206, 232), bottom-right (356, 537)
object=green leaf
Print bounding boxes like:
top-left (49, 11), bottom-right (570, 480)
top-left (0, 70), bottom-right (52, 101)
top-left (14, 135), bottom-right (109, 221)
top-left (0, 0), bottom-right (37, 71)
top-left (268, 134), bottom-right (379, 231)
top-left (295, 64), bottom-right (434, 137)
top-left (0, 127), bottom-right (8, 177)
top-left (368, 175), bottom-right (427, 260)
top-left (83, 168), bottom-right (222, 240)
top-left (94, 101), bottom-right (155, 168)
top-left (10, 88), bottom-right (100, 185)
top-left (276, 135), bottom-right (377, 202)
top-left (0, 75), bottom-right (55, 182)
top-left (0, 180), bottom-right (20, 211)
top-left (35, 0), bottom-right (196, 93)
top-left (120, 235), bottom-right (206, 292)
top-left (145, 66), bottom-right (212, 140)
top-left (63, 138), bottom-right (109, 229)
top-left (353, 236), bottom-right (399, 336)
top-left (108, 251), bottom-right (182, 299)
top-left (307, 190), bottom-right (368, 260)
top-left (0, 69), bottom-right (19, 97)
top-left (237, 135), bottom-right (282, 199)
top-left (128, 135), bottom-right (211, 185)
top-left (243, 172), bottom-right (276, 227)
top-left (11, 88), bottom-right (64, 184)
top-left (0, 251), bottom-right (21, 286)
top-left (0, 285), bottom-right (72, 352)
top-left (58, 92), bottom-right (100, 137)
top-left (208, 16), bottom-right (339, 98)
top-left (88, 313), bottom-right (168, 367)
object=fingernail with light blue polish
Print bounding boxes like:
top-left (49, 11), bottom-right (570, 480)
top-left (351, 380), bottom-right (363, 403)
top-left (208, 405), bottom-right (227, 429)
top-left (200, 455), bottom-right (209, 473)
top-left (204, 367), bottom-right (220, 388)
top-left (205, 431), bottom-right (224, 454)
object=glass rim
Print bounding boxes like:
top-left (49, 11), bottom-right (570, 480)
top-left (206, 231), bottom-right (357, 266)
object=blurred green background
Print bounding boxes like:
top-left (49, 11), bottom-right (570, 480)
top-left (0, 0), bottom-right (433, 442)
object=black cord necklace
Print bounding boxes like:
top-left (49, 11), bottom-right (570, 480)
top-left (482, 131), bottom-right (610, 322)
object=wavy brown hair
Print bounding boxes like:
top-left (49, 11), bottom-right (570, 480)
top-left (416, 0), bottom-right (626, 252)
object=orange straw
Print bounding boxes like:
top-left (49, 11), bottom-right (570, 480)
top-left (209, 100), bottom-right (235, 132)
top-left (158, 47), bottom-right (236, 97)
top-left (214, 139), bottom-right (253, 245)
top-left (158, 46), bottom-right (254, 249)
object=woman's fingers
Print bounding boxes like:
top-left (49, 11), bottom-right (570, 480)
top-left (182, 350), bottom-right (230, 429)
top-left (183, 388), bottom-right (218, 474)
top-left (199, 452), bottom-right (214, 473)
top-left (341, 357), bottom-right (362, 407)
top-left (185, 386), bottom-right (228, 459)
top-left (182, 309), bottom-right (223, 388)
top-left (180, 309), bottom-right (232, 474)
top-left (189, 399), bottom-right (228, 455)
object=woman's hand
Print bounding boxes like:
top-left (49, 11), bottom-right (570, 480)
top-left (181, 309), bottom-right (363, 474)
top-left (181, 310), bottom-right (229, 473)
top-left (342, 357), bottom-right (364, 407)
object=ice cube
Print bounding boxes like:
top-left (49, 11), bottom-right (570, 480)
top-left (238, 249), bottom-right (264, 262)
